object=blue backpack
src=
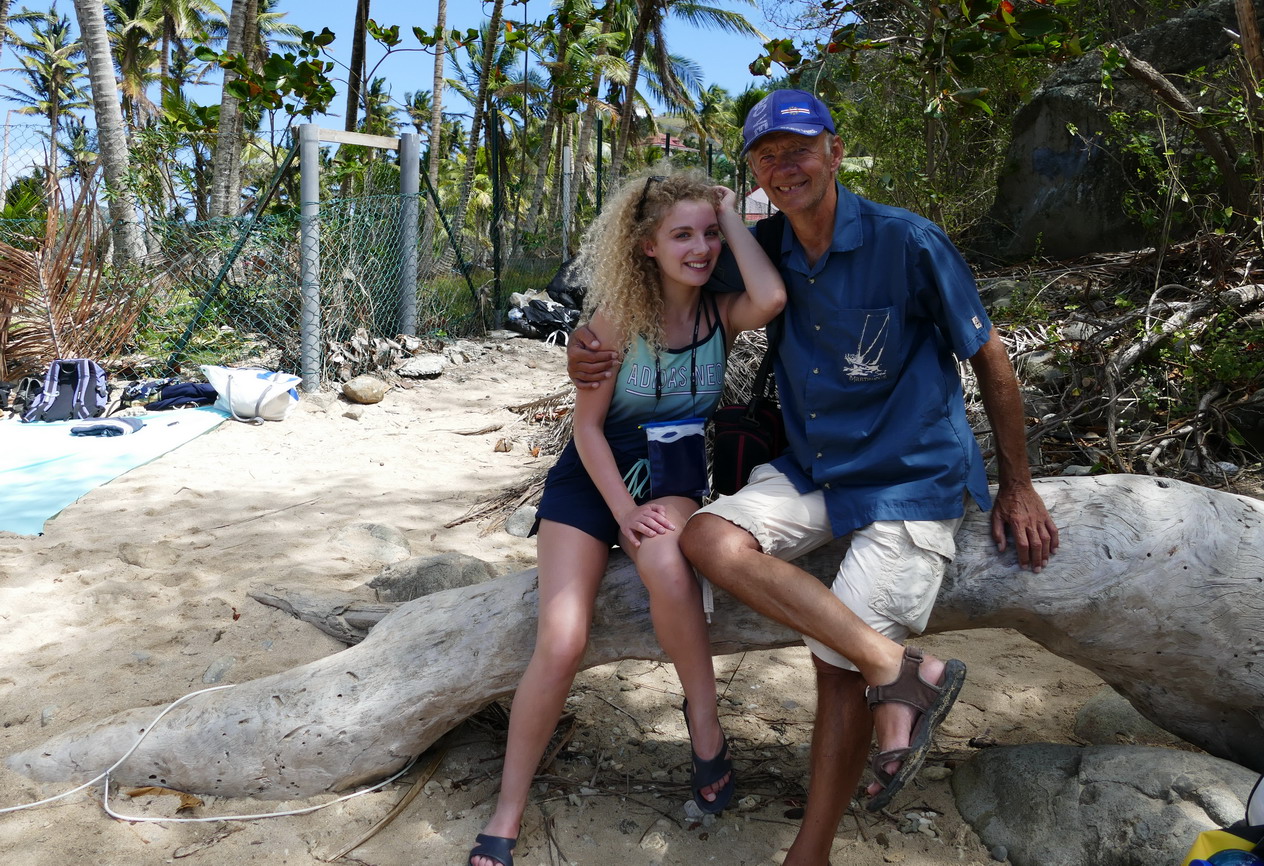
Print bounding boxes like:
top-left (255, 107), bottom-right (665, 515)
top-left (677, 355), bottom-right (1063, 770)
top-left (22, 359), bottom-right (109, 422)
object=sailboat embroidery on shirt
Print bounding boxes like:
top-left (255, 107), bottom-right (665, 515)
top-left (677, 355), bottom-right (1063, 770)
top-left (843, 311), bottom-right (890, 381)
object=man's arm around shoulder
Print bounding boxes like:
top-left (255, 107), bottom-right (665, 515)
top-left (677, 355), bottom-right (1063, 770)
top-left (567, 324), bottom-right (619, 389)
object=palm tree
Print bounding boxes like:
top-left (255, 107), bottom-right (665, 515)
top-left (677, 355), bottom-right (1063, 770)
top-left (72, 0), bottom-right (146, 263)
top-left (0, 0), bottom-right (13, 58)
top-left (151, 0), bottom-right (224, 100)
top-left (104, 0), bottom-right (161, 126)
top-left (205, 0), bottom-right (299, 217)
top-left (1, 6), bottom-right (89, 181)
top-left (208, 0), bottom-right (255, 218)
top-left (609, 0), bottom-right (762, 179)
top-left (401, 89), bottom-right (432, 137)
top-left (344, 0), bottom-right (368, 131)
top-left (420, 0), bottom-right (446, 278)
top-left (446, 2), bottom-right (506, 272)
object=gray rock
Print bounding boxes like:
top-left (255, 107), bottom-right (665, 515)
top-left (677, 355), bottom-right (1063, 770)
top-left (976, 0), bottom-right (1249, 259)
top-left (977, 278), bottom-right (1020, 310)
top-left (343, 375), bottom-right (389, 404)
top-left (397, 354), bottom-right (447, 378)
top-left (1226, 389), bottom-right (1264, 453)
top-left (1060, 321), bottom-right (1099, 342)
top-left (1014, 350), bottom-right (1070, 387)
top-left (342, 405), bottom-right (365, 420)
top-left (368, 552), bottom-right (498, 602)
top-left (444, 340), bottom-right (484, 365)
top-left (1075, 686), bottom-right (1186, 747)
top-left (41, 706), bottom-right (57, 727)
top-left (202, 656), bottom-right (236, 684)
top-left (952, 744), bottom-right (1257, 866)
top-left (302, 390), bottom-right (340, 411)
top-left (330, 523), bottom-right (412, 566)
top-left (504, 505), bottom-right (538, 538)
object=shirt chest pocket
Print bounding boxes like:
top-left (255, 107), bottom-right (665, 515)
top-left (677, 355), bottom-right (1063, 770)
top-left (817, 305), bottom-right (901, 386)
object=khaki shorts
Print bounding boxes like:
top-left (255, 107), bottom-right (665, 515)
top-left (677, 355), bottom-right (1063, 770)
top-left (694, 462), bottom-right (963, 671)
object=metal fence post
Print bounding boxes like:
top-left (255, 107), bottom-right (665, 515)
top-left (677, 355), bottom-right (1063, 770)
top-left (561, 144), bottom-right (572, 263)
top-left (299, 123), bottom-right (322, 392)
top-left (398, 131), bottom-right (420, 337)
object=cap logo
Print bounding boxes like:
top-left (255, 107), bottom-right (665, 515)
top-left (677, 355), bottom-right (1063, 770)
top-left (780, 104), bottom-right (813, 116)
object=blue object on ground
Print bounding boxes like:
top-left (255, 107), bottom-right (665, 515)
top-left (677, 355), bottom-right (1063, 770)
top-left (0, 406), bottom-right (228, 535)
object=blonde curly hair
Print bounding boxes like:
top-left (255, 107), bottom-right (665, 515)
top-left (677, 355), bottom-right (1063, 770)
top-left (574, 168), bottom-right (720, 352)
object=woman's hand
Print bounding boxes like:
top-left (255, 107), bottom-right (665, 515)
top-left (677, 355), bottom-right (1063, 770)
top-left (618, 503), bottom-right (676, 547)
top-left (712, 184), bottom-right (737, 214)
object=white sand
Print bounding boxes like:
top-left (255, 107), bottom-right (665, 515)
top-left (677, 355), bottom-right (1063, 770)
top-left (0, 334), bottom-right (1108, 865)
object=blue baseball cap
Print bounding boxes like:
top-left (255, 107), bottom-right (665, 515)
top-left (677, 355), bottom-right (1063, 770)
top-left (740, 89), bottom-right (836, 157)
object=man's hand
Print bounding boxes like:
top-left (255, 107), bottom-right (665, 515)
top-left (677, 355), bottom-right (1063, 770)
top-left (990, 482), bottom-right (1059, 572)
top-left (567, 324), bottom-right (618, 389)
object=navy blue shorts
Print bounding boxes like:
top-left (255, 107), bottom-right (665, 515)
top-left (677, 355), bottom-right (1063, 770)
top-left (535, 439), bottom-right (646, 545)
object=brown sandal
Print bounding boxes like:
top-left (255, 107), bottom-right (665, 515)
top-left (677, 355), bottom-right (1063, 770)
top-left (864, 646), bottom-right (966, 812)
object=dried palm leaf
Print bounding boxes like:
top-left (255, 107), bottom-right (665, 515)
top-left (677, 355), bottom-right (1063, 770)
top-left (0, 172), bottom-right (158, 380)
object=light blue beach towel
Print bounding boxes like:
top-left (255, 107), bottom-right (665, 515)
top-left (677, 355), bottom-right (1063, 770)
top-left (0, 406), bottom-right (228, 535)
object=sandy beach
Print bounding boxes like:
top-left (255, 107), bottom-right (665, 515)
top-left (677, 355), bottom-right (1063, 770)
top-left (0, 333), bottom-right (1114, 865)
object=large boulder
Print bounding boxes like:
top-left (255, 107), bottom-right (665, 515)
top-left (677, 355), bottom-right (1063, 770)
top-left (974, 0), bottom-right (1259, 260)
top-left (952, 744), bottom-right (1258, 866)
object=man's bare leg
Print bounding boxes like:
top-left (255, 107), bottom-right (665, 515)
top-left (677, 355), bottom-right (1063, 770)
top-left (680, 514), bottom-right (903, 682)
top-left (681, 513), bottom-right (951, 804)
top-left (783, 658), bottom-right (871, 866)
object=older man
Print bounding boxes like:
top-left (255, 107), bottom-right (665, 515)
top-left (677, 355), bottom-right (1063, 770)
top-left (569, 89), bottom-right (1058, 864)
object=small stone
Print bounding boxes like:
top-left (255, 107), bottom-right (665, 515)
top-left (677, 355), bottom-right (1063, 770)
top-left (494, 438), bottom-right (512, 452)
top-left (343, 375), bottom-right (389, 404)
top-left (504, 505), bottom-right (537, 538)
top-left (202, 655), bottom-right (236, 684)
top-left (921, 765), bottom-right (952, 781)
top-left (737, 795), bottom-right (761, 811)
top-left (40, 706), bottom-right (57, 727)
top-left (1061, 464), bottom-right (1094, 476)
top-left (991, 844), bottom-right (1009, 862)
top-left (342, 405), bottom-right (365, 420)
top-left (781, 700), bottom-right (799, 710)
top-left (639, 830), bottom-right (667, 852)
top-left (397, 354), bottom-right (447, 378)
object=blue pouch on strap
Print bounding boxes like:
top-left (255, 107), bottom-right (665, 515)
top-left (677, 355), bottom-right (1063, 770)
top-left (644, 417), bottom-right (709, 500)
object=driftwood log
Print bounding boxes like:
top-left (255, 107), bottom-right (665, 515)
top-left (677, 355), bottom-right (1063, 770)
top-left (7, 475), bottom-right (1263, 798)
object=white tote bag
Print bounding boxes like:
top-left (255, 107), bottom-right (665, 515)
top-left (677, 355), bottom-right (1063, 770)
top-left (202, 365), bottom-right (301, 423)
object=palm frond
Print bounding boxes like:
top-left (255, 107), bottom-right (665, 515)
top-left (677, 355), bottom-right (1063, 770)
top-left (0, 173), bottom-right (157, 380)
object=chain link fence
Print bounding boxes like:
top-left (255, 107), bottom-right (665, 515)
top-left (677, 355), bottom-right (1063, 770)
top-left (0, 121), bottom-right (745, 387)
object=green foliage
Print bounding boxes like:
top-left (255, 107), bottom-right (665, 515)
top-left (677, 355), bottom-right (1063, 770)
top-left (194, 29), bottom-right (338, 119)
top-left (1098, 57), bottom-right (1262, 243)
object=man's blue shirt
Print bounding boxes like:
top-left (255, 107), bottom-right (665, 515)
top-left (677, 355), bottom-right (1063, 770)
top-left (767, 183), bottom-right (994, 537)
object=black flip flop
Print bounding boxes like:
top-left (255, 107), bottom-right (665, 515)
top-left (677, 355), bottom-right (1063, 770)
top-left (468, 833), bottom-right (516, 866)
top-left (682, 699), bottom-right (736, 814)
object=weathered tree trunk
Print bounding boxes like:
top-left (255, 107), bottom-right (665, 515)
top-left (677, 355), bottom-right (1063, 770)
top-left (7, 475), bottom-right (1263, 799)
top-left (72, 0), bottom-right (146, 266)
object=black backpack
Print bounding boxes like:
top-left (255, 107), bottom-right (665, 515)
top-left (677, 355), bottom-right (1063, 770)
top-left (21, 359), bottom-right (109, 422)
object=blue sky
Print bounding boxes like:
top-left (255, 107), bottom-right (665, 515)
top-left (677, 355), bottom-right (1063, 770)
top-left (0, 0), bottom-right (785, 170)
top-left (282, 0), bottom-right (783, 128)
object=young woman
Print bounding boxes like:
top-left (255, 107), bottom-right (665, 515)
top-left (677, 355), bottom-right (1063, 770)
top-left (468, 170), bottom-right (786, 866)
